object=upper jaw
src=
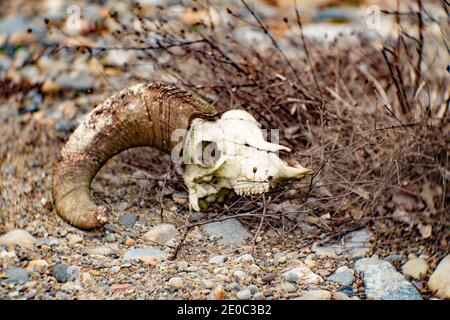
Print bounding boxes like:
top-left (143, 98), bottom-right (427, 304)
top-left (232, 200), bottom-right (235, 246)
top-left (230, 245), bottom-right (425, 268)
top-left (233, 182), bottom-right (270, 196)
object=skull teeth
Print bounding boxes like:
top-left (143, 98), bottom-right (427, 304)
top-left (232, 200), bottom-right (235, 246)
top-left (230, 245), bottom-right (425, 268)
top-left (234, 184), bottom-right (270, 196)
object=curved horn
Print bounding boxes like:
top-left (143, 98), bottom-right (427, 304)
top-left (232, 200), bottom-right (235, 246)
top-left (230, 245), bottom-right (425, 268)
top-left (52, 83), bottom-right (217, 230)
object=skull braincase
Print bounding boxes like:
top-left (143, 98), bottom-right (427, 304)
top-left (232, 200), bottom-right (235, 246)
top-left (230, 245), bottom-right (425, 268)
top-left (182, 110), bottom-right (313, 211)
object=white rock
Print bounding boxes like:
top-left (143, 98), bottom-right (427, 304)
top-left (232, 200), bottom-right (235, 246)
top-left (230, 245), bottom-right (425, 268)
top-left (296, 289), bottom-right (332, 300)
top-left (0, 229), bottom-right (36, 249)
top-left (88, 246), bottom-right (113, 256)
top-left (280, 282), bottom-right (296, 293)
top-left (233, 270), bottom-right (246, 283)
top-left (236, 288), bottom-right (252, 300)
top-left (209, 255), bottom-right (227, 264)
top-left (168, 277), bottom-right (184, 289)
top-left (428, 255), bottom-right (450, 299)
top-left (402, 258), bottom-right (428, 280)
top-left (283, 263), bottom-right (323, 285)
top-left (144, 224), bottom-right (178, 244)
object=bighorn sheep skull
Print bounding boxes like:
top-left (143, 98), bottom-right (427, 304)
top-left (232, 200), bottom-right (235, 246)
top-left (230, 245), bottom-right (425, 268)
top-left (181, 110), bottom-right (313, 211)
top-left (52, 83), bottom-right (313, 230)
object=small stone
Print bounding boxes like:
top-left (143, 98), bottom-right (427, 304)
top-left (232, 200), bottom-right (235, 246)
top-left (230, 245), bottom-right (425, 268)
top-left (4, 267), bottom-right (29, 284)
top-left (123, 248), bottom-right (167, 263)
top-left (297, 289), bottom-right (332, 300)
top-left (67, 234), bottom-right (83, 245)
top-left (316, 269), bottom-right (331, 277)
top-left (202, 279), bottom-right (216, 289)
top-left (283, 264), bottom-right (323, 284)
top-left (304, 257), bottom-right (317, 268)
top-left (27, 259), bottom-right (49, 269)
top-left (402, 258), bottom-right (428, 280)
top-left (202, 219), bottom-right (250, 246)
top-left (110, 266), bottom-right (120, 273)
top-left (236, 288), bottom-right (252, 300)
top-left (327, 266), bottom-right (355, 286)
top-left (253, 292), bottom-right (265, 300)
top-left (233, 270), bottom-right (246, 283)
top-left (119, 213), bottom-right (139, 228)
top-left (248, 264), bottom-right (261, 275)
top-left (139, 256), bottom-right (157, 267)
top-left (212, 285), bottom-right (226, 300)
top-left (111, 283), bottom-right (132, 292)
top-left (124, 238), bottom-right (135, 247)
top-left (261, 273), bottom-right (275, 283)
top-left (209, 255), bottom-right (227, 264)
top-left (144, 224), bottom-right (178, 244)
top-left (355, 255), bottom-right (422, 300)
top-left (168, 277), bottom-right (184, 289)
top-left (247, 285), bottom-right (259, 295)
top-left (80, 272), bottom-right (93, 286)
top-left (53, 264), bottom-right (69, 283)
top-left (237, 253), bottom-right (254, 264)
top-left (428, 255), bottom-right (450, 299)
top-left (280, 282), bottom-right (296, 293)
top-left (0, 229), bottom-right (36, 249)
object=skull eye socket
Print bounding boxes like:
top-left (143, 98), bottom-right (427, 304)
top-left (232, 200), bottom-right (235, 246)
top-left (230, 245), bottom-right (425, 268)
top-left (199, 140), bottom-right (222, 167)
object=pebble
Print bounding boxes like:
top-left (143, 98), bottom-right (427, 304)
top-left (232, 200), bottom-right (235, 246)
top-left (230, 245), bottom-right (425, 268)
top-left (202, 219), bottom-right (250, 246)
top-left (202, 279), bottom-right (216, 289)
top-left (296, 289), bottom-right (332, 300)
top-left (253, 292), bottom-right (265, 300)
top-left (209, 255), bottom-right (227, 264)
top-left (236, 253), bottom-right (254, 264)
top-left (312, 229), bottom-right (373, 258)
top-left (247, 285), bottom-right (259, 295)
top-left (236, 288), bottom-right (252, 300)
top-left (123, 248), bottom-right (167, 263)
top-left (168, 277), bottom-right (184, 289)
top-left (4, 267), bottom-right (29, 284)
top-left (27, 259), bottom-right (49, 269)
top-left (280, 282), bottom-right (296, 293)
top-left (427, 254), bottom-right (450, 299)
top-left (110, 266), bottom-right (120, 273)
top-left (53, 264), bottom-right (69, 283)
top-left (355, 255), bottom-right (422, 300)
top-left (233, 270), bottom-right (246, 283)
top-left (144, 224), bottom-right (178, 243)
top-left (212, 285), bottom-right (226, 300)
top-left (0, 229), bottom-right (37, 249)
top-left (261, 273), bottom-right (275, 283)
top-left (327, 266), bottom-right (355, 286)
top-left (402, 258), bottom-right (428, 280)
top-left (283, 264), bottom-right (323, 284)
top-left (67, 234), bottom-right (83, 245)
top-left (119, 213), bottom-right (139, 228)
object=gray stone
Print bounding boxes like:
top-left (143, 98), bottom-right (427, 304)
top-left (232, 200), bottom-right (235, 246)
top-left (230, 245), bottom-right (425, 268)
top-left (281, 282), bottom-right (296, 293)
top-left (53, 264), bottom-right (69, 283)
top-left (355, 256), bottom-right (422, 300)
top-left (119, 213), bottom-right (139, 228)
top-left (4, 267), bottom-right (29, 284)
top-left (54, 72), bottom-right (94, 91)
top-left (123, 247), bottom-right (167, 263)
top-left (312, 229), bottom-right (373, 258)
top-left (233, 270), bottom-right (246, 283)
top-left (283, 264), bottom-right (323, 285)
top-left (327, 266), bottom-right (355, 286)
top-left (202, 218), bottom-right (250, 246)
top-left (236, 288), bottom-right (252, 300)
top-left (247, 285), bottom-right (259, 295)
